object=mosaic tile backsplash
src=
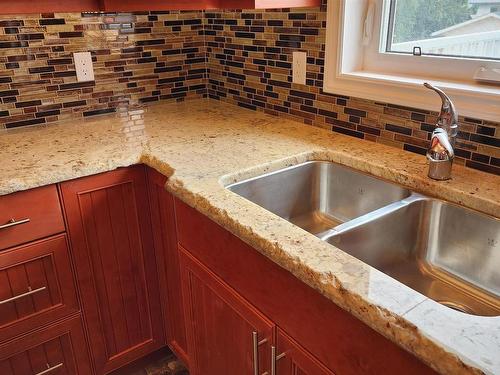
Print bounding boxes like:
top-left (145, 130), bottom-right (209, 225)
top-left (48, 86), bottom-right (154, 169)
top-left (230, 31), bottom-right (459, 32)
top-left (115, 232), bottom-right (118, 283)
top-left (204, 4), bottom-right (500, 176)
top-left (0, 11), bottom-right (208, 128)
top-left (0, 2), bottom-right (499, 175)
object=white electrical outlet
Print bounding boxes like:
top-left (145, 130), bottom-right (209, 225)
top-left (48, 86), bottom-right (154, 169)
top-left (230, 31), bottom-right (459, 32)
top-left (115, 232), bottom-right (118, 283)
top-left (292, 51), bottom-right (307, 85)
top-left (73, 52), bottom-right (95, 82)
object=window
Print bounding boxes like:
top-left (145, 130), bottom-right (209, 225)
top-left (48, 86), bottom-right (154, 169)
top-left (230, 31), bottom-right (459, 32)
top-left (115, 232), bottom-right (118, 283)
top-left (386, 0), bottom-right (500, 61)
top-left (323, 0), bottom-right (500, 122)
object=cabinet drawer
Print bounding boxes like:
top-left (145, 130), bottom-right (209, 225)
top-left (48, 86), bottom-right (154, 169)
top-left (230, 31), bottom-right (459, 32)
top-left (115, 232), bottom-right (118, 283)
top-left (0, 235), bottom-right (79, 342)
top-left (0, 315), bottom-right (92, 375)
top-left (0, 185), bottom-right (65, 251)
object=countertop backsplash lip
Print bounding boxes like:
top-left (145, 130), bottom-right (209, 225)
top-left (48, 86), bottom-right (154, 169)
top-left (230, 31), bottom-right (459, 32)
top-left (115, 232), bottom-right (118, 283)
top-left (0, 99), bottom-right (499, 375)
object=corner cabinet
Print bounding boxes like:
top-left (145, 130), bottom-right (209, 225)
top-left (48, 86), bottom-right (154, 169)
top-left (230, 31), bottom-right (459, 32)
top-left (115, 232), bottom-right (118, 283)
top-left (0, 0), bottom-right (321, 14)
top-left (60, 165), bottom-right (165, 374)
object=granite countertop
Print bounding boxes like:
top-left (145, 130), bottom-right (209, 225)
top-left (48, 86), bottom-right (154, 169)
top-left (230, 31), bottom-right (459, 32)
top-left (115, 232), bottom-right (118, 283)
top-left (1, 99), bottom-right (499, 375)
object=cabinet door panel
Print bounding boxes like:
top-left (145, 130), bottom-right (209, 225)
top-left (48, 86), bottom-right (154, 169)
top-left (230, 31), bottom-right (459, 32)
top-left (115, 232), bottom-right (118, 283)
top-left (180, 247), bottom-right (274, 375)
top-left (60, 165), bottom-right (164, 374)
top-left (147, 168), bottom-right (189, 365)
top-left (0, 316), bottom-right (92, 375)
top-left (0, 235), bottom-right (79, 342)
top-left (276, 329), bottom-right (335, 375)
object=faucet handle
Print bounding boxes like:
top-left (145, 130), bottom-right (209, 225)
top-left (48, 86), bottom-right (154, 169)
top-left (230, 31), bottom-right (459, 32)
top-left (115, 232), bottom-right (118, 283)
top-left (424, 83), bottom-right (458, 139)
top-left (427, 128), bottom-right (454, 180)
top-left (428, 128), bottom-right (454, 161)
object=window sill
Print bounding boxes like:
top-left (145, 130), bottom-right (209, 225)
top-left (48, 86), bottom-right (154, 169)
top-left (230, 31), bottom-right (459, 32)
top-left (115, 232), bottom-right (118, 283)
top-left (323, 69), bottom-right (500, 123)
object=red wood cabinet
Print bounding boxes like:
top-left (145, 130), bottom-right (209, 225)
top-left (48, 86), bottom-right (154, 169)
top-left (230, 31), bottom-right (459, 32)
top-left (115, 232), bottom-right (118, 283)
top-left (243, 0), bottom-right (321, 8)
top-left (180, 247), bottom-right (274, 375)
top-left (275, 329), bottom-right (335, 375)
top-left (175, 198), bottom-right (437, 375)
top-left (179, 246), bottom-right (330, 375)
top-left (0, 316), bottom-right (92, 375)
top-left (0, 235), bottom-right (79, 343)
top-left (0, 0), bottom-right (101, 14)
top-left (102, 0), bottom-right (321, 11)
top-left (101, 0), bottom-right (219, 11)
top-left (147, 168), bottom-right (189, 365)
top-left (0, 185), bottom-right (65, 251)
top-left (0, 0), bottom-right (321, 14)
top-left (60, 165), bottom-right (165, 374)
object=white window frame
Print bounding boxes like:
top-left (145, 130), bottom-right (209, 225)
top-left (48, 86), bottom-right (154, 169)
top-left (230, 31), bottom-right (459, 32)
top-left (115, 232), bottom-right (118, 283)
top-left (323, 0), bottom-right (500, 122)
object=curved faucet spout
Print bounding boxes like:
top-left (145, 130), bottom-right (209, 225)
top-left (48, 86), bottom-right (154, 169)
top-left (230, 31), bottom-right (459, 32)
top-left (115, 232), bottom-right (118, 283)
top-left (424, 82), bottom-right (459, 140)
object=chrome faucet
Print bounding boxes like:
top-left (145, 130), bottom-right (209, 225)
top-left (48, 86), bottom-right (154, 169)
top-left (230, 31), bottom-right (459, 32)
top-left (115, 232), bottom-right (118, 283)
top-left (424, 83), bottom-right (459, 180)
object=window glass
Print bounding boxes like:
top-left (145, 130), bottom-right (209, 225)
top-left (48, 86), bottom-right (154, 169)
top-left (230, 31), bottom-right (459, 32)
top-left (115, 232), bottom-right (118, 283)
top-left (386, 0), bottom-right (500, 61)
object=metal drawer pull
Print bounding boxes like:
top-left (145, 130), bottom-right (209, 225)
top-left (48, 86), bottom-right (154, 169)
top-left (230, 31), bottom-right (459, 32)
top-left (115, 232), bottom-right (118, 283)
top-left (0, 286), bottom-right (46, 305)
top-left (270, 346), bottom-right (286, 375)
top-left (34, 363), bottom-right (63, 375)
top-left (0, 217), bottom-right (30, 230)
top-left (252, 331), bottom-right (268, 375)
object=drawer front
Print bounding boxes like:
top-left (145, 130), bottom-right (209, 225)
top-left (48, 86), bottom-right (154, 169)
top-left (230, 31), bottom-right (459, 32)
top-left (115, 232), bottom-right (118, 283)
top-left (0, 315), bottom-right (92, 375)
top-left (0, 185), bottom-right (65, 251)
top-left (0, 235), bottom-right (79, 342)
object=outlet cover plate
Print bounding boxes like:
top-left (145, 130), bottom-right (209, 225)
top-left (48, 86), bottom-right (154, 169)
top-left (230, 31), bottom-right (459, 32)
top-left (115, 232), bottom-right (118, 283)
top-left (74, 52), bottom-right (95, 82)
top-left (292, 51), bottom-right (307, 85)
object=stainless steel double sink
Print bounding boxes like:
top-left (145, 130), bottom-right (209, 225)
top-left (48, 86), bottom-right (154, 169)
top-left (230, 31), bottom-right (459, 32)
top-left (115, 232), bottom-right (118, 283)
top-left (227, 161), bottom-right (500, 316)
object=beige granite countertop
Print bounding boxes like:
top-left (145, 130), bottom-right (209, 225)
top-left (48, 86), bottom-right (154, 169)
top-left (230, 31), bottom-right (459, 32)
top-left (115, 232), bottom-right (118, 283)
top-left (1, 99), bottom-right (499, 375)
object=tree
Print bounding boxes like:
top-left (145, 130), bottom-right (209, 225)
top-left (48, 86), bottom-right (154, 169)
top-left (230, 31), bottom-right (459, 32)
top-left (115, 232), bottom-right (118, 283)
top-left (392, 0), bottom-right (477, 43)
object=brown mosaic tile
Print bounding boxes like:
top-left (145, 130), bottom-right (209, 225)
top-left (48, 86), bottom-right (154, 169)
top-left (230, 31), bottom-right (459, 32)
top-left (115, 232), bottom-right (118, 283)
top-left (0, 10), bottom-right (208, 127)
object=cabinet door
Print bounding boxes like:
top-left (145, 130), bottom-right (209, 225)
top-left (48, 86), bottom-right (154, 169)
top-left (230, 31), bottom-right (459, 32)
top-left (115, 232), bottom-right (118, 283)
top-left (0, 235), bottom-right (79, 342)
top-left (180, 247), bottom-right (274, 375)
top-left (147, 168), bottom-right (189, 365)
top-left (60, 165), bottom-right (164, 374)
top-left (0, 315), bottom-right (92, 375)
top-left (275, 329), bottom-right (335, 375)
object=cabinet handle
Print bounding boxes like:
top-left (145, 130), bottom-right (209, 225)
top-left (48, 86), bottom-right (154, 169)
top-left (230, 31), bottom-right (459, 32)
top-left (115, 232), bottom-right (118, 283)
top-left (270, 346), bottom-right (286, 375)
top-left (252, 331), bottom-right (268, 375)
top-left (0, 286), bottom-right (46, 305)
top-left (0, 217), bottom-right (30, 230)
top-left (34, 363), bottom-right (63, 375)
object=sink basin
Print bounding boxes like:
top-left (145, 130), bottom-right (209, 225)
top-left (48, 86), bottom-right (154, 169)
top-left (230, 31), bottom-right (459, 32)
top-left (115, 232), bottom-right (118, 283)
top-left (325, 197), bottom-right (500, 316)
top-left (227, 161), bottom-right (411, 235)
top-left (226, 160), bottom-right (500, 316)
